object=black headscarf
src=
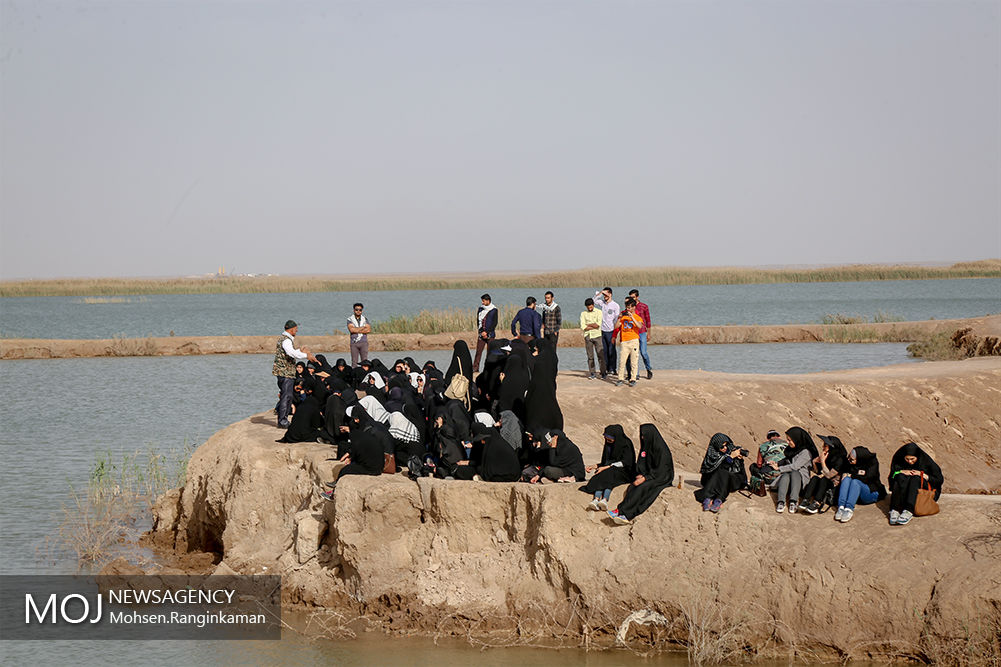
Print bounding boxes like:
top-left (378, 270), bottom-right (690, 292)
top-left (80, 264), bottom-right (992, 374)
top-left (700, 433), bottom-right (735, 474)
top-left (784, 426), bottom-right (819, 461)
top-left (599, 424), bottom-right (636, 477)
top-left (817, 435), bottom-right (849, 473)
top-left (848, 446), bottom-right (886, 497)
top-left (890, 442), bottom-right (944, 497)
top-left (445, 340), bottom-right (473, 384)
top-left (314, 354), bottom-right (334, 373)
top-left (277, 394), bottom-right (323, 443)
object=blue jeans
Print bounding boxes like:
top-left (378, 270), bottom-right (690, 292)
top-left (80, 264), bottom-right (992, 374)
top-left (838, 477), bottom-right (879, 509)
top-left (277, 376), bottom-right (295, 425)
top-left (601, 330), bottom-right (617, 375)
top-left (638, 332), bottom-right (652, 371)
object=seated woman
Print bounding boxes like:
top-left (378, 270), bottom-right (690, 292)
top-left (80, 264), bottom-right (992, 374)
top-left (888, 442), bottom-right (943, 525)
top-left (526, 429), bottom-right (585, 483)
top-left (580, 424), bottom-right (636, 511)
top-left (694, 433), bottom-right (746, 513)
top-left (277, 377), bottom-right (324, 443)
top-left (800, 435), bottom-right (848, 514)
top-left (770, 426), bottom-right (817, 514)
top-left (320, 418), bottom-right (390, 500)
top-left (432, 409), bottom-right (473, 480)
top-left (835, 446), bottom-right (887, 522)
top-left (607, 424), bottom-right (674, 525)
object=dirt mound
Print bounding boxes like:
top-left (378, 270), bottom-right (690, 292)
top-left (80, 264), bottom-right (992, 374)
top-left (148, 359), bottom-right (1001, 663)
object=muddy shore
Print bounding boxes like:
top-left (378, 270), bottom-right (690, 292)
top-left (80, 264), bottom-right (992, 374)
top-left (144, 358), bottom-right (1001, 664)
top-left (4, 315), bottom-right (999, 359)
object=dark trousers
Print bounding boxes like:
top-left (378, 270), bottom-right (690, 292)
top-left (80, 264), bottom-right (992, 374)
top-left (544, 332), bottom-right (559, 348)
top-left (276, 376), bottom-right (294, 425)
top-left (890, 475), bottom-right (922, 512)
top-left (802, 476), bottom-right (834, 504)
top-left (601, 330), bottom-right (617, 375)
top-left (473, 335), bottom-right (492, 371)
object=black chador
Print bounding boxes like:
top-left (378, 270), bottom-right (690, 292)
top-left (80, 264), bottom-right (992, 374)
top-left (614, 424), bottom-right (675, 521)
top-left (580, 424), bottom-right (637, 495)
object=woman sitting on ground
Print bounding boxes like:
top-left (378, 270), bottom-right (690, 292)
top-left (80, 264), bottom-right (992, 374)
top-left (607, 424), bottom-right (674, 525)
top-left (580, 424), bottom-right (636, 511)
top-left (835, 446), bottom-right (887, 522)
top-left (771, 426), bottom-right (817, 514)
top-left (694, 433), bottom-right (746, 513)
top-left (799, 435), bottom-right (848, 514)
top-left (887, 442), bottom-right (943, 525)
top-left (525, 429), bottom-right (585, 483)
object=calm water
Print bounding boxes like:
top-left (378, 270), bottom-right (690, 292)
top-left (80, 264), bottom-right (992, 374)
top-left (0, 346), bottom-right (919, 665)
top-left (1, 278), bottom-right (998, 338)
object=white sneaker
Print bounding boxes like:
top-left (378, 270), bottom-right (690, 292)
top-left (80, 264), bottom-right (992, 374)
top-left (776, 501), bottom-right (785, 514)
top-left (597, 498), bottom-right (608, 511)
top-left (788, 502), bottom-right (798, 514)
top-left (834, 506), bottom-right (846, 521)
top-left (889, 509), bottom-right (900, 525)
top-left (588, 498), bottom-right (601, 511)
top-left (840, 508), bottom-right (854, 523)
top-left (898, 510), bottom-right (913, 525)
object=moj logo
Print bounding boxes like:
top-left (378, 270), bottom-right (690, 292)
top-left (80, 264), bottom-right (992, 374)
top-left (25, 592), bottom-right (102, 624)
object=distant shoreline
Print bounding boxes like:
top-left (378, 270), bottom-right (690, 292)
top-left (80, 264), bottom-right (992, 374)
top-left (3, 315), bottom-right (996, 360)
top-left (1, 260), bottom-right (998, 297)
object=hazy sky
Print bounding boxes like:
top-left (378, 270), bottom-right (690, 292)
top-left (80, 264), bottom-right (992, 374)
top-left (1, 0), bottom-right (999, 280)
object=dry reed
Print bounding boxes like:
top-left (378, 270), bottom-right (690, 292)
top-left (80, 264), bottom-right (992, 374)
top-left (3, 260), bottom-right (998, 297)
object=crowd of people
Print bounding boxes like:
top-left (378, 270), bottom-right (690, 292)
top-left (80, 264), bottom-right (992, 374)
top-left (270, 320), bottom-right (944, 526)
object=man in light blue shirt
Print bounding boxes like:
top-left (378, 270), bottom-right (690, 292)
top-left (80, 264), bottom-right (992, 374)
top-left (593, 287), bottom-right (620, 379)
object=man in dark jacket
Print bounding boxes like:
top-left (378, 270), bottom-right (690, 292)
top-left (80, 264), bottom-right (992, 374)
top-left (510, 296), bottom-right (542, 343)
top-left (473, 293), bottom-right (498, 372)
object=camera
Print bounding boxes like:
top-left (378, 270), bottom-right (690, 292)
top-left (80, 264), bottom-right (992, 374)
top-left (739, 448), bottom-right (750, 457)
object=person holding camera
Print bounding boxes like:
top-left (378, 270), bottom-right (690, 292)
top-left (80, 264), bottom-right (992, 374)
top-left (770, 426), bottom-right (818, 514)
top-left (694, 433), bottom-right (748, 513)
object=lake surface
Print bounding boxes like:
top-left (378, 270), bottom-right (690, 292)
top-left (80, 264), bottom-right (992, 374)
top-left (1, 278), bottom-right (998, 338)
top-left (0, 345), bottom-right (924, 666)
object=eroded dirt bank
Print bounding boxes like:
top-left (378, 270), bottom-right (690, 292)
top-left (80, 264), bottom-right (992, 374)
top-left (4, 315), bottom-right (999, 359)
top-left (147, 359), bottom-right (1001, 663)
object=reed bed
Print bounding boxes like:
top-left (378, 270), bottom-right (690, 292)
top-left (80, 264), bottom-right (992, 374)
top-left (370, 305), bottom-right (521, 335)
top-left (3, 260), bottom-right (998, 297)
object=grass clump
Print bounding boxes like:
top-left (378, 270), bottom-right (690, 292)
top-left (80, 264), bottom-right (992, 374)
top-left (105, 334), bottom-right (159, 357)
top-left (821, 311), bottom-right (905, 325)
top-left (55, 444), bottom-right (192, 568)
top-left (3, 260), bottom-right (999, 297)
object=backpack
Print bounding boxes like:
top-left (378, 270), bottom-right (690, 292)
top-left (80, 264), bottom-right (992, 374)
top-left (444, 358), bottom-right (470, 409)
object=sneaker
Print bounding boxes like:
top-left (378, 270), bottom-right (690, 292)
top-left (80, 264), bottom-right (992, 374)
top-left (702, 497), bottom-right (712, 511)
top-left (613, 513), bottom-right (632, 525)
top-left (278, 420), bottom-right (290, 429)
top-left (889, 509), bottom-right (900, 525)
top-left (320, 490), bottom-right (335, 502)
top-left (472, 474), bottom-right (483, 482)
top-left (325, 481), bottom-right (337, 489)
top-left (710, 499), bottom-right (723, 513)
top-left (615, 380), bottom-right (624, 387)
top-left (600, 373), bottom-right (607, 380)
top-left (597, 498), bottom-right (608, 511)
top-left (834, 506), bottom-right (846, 521)
top-left (606, 509), bottom-right (620, 520)
top-left (588, 498), bottom-right (601, 511)
top-left (628, 380), bottom-right (637, 387)
top-left (588, 373), bottom-right (596, 380)
top-left (802, 502), bottom-right (820, 515)
top-left (788, 502), bottom-right (798, 514)
top-left (840, 508), bottom-right (854, 523)
top-left (897, 510), bottom-right (913, 525)
top-left (776, 501), bottom-right (785, 514)
top-left (647, 369), bottom-right (653, 380)
top-left (318, 436), bottom-right (332, 445)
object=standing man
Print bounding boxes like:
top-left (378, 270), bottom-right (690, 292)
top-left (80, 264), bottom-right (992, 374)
top-left (273, 319), bottom-right (318, 428)
top-left (593, 287), bottom-right (620, 379)
top-left (473, 293), bottom-right (498, 372)
top-left (628, 289), bottom-right (653, 379)
top-left (540, 291), bottom-right (562, 348)
top-left (347, 302), bottom-right (370, 367)
top-left (510, 296), bottom-right (542, 343)
top-left (612, 298), bottom-right (645, 387)
top-left (580, 297), bottom-right (603, 379)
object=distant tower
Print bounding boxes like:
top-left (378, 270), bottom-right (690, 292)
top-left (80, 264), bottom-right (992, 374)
top-left (218, 266), bottom-right (226, 276)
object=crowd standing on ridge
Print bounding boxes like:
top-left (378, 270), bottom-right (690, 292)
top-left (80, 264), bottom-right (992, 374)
top-left (270, 299), bottom-right (945, 525)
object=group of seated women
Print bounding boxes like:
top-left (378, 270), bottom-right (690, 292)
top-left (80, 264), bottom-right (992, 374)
top-left (278, 340), bottom-right (944, 525)
top-left (738, 427), bottom-right (944, 524)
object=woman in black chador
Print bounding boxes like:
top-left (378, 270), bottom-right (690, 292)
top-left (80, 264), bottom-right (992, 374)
top-left (276, 377), bottom-right (324, 443)
top-left (580, 424), bottom-right (636, 511)
top-left (525, 338), bottom-right (563, 431)
top-left (694, 432), bottom-right (747, 513)
top-left (475, 427), bottom-right (522, 482)
top-left (887, 442), bottom-right (943, 526)
top-left (497, 353), bottom-right (530, 422)
top-left (606, 424), bottom-right (674, 524)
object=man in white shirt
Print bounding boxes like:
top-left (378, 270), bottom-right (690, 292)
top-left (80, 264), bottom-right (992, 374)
top-left (593, 287), bottom-right (620, 379)
top-left (273, 319), bottom-right (318, 428)
top-left (347, 302), bottom-right (371, 367)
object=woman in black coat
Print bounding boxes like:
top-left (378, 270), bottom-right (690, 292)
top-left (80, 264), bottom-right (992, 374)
top-left (835, 446), bottom-right (887, 523)
top-left (887, 442), bottom-right (943, 525)
top-left (693, 432), bottom-right (747, 513)
top-left (607, 424), bottom-right (674, 524)
top-left (580, 424), bottom-right (636, 511)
